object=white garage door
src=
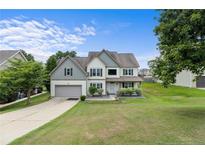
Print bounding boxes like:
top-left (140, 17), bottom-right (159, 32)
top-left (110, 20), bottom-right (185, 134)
top-left (55, 85), bottom-right (82, 98)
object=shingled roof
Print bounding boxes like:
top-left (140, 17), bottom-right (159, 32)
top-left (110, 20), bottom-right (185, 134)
top-left (87, 50), bottom-right (140, 68)
top-left (52, 50), bottom-right (140, 75)
top-left (0, 50), bottom-right (20, 65)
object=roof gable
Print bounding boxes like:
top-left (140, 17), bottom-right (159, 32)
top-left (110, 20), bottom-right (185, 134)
top-left (0, 50), bottom-right (27, 66)
top-left (87, 50), bottom-right (140, 68)
top-left (98, 50), bottom-right (120, 67)
top-left (50, 55), bottom-right (87, 76)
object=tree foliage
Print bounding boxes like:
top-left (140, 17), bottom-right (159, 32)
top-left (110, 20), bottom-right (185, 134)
top-left (46, 50), bottom-right (77, 73)
top-left (149, 10), bottom-right (205, 87)
top-left (21, 50), bottom-right (35, 61)
top-left (0, 59), bottom-right (44, 103)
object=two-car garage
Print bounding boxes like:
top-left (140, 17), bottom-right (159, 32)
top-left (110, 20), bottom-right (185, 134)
top-left (55, 85), bottom-right (82, 98)
top-left (51, 80), bottom-right (87, 98)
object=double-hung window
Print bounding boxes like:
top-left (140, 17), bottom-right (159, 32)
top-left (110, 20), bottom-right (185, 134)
top-left (90, 83), bottom-right (103, 89)
top-left (122, 82), bottom-right (134, 88)
top-left (64, 68), bottom-right (73, 76)
top-left (90, 68), bottom-right (102, 77)
top-left (123, 69), bottom-right (133, 76)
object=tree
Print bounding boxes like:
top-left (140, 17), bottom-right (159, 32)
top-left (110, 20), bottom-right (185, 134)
top-left (21, 50), bottom-right (35, 61)
top-left (0, 59), bottom-right (44, 104)
top-left (46, 51), bottom-right (77, 73)
top-left (46, 55), bottom-right (57, 73)
top-left (149, 10), bottom-right (205, 87)
top-left (44, 51), bottom-right (77, 91)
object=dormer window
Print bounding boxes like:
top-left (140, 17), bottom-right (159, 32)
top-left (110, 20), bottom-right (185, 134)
top-left (123, 69), bottom-right (133, 76)
top-left (64, 68), bottom-right (73, 76)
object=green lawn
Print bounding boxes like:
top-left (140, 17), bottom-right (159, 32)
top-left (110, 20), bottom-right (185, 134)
top-left (11, 83), bottom-right (205, 144)
top-left (0, 92), bottom-right (50, 114)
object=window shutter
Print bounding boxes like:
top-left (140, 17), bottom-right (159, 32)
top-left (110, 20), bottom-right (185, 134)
top-left (100, 69), bottom-right (102, 76)
top-left (90, 69), bottom-right (92, 76)
top-left (71, 68), bottom-right (73, 76)
top-left (64, 68), bottom-right (66, 76)
top-left (123, 69), bottom-right (125, 75)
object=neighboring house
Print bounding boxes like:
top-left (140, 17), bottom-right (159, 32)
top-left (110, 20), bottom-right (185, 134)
top-left (139, 68), bottom-right (155, 82)
top-left (175, 70), bottom-right (205, 88)
top-left (0, 50), bottom-right (27, 70)
top-left (139, 68), bottom-right (151, 77)
top-left (50, 50), bottom-right (142, 98)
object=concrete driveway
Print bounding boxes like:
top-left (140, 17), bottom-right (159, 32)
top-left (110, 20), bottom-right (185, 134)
top-left (0, 98), bottom-right (79, 145)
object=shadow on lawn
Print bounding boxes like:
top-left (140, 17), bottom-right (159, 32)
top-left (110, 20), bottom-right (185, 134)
top-left (170, 107), bottom-right (205, 119)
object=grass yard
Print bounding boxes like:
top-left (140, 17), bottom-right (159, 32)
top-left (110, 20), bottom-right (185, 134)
top-left (11, 83), bottom-right (205, 144)
top-left (0, 92), bottom-right (50, 114)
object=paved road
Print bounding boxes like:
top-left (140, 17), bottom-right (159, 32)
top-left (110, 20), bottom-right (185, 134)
top-left (0, 98), bottom-right (79, 144)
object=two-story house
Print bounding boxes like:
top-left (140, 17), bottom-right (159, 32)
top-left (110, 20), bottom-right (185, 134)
top-left (50, 50), bottom-right (142, 98)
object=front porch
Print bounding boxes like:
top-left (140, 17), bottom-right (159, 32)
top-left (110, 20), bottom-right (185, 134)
top-left (106, 76), bottom-right (142, 94)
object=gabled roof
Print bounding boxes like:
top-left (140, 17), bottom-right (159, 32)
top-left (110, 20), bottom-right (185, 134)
top-left (87, 50), bottom-right (121, 67)
top-left (49, 55), bottom-right (87, 76)
top-left (0, 50), bottom-right (27, 66)
top-left (50, 50), bottom-right (140, 75)
top-left (87, 50), bottom-right (140, 68)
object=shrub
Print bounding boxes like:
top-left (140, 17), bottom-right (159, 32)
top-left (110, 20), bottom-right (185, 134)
top-left (80, 95), bottom-right (86, 101)
top-left (134, 88), bottom-right (142, 96)
top-left (89, 86), bottom-right (97, 96)
top-left (127, 88), bottom-right (134, 96)
top-left (117, 88), bottom-right (130, 96)
top-left (117, 88), bottom-right (142, 96)
top-left (97, 88), bottom-right (103, 96)
top-left (118, 88), bottom-right (127, 96)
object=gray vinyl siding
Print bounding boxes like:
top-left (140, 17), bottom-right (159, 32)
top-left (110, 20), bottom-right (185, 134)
top-left (99, 52), bottom-right (118, 67)
top-left (51, 58), bottom-right (86, 80)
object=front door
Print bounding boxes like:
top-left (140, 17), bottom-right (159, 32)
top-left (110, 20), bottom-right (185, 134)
top-left (108, 82), bottom-right (118, 94)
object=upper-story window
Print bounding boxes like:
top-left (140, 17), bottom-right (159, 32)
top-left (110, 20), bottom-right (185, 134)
top-left (90, 68), bottom-right (102, 77)
top-left (108, 69), bottom-right (117, 75)
top-left (64, 68), bottom-right (73, 76)
top-left (123, 69), bottom-right (133, 76)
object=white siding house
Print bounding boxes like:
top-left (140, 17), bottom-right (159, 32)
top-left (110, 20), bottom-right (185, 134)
top-left (175, 70), bottom-right (205, 88)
